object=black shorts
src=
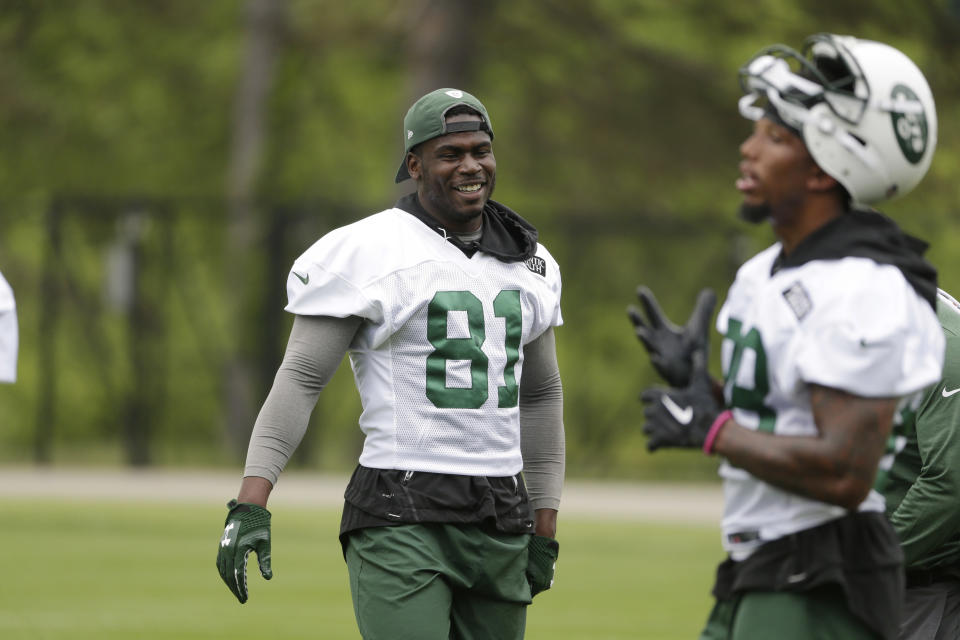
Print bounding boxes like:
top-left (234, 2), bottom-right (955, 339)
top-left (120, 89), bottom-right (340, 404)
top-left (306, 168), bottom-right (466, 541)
top-left (710, 512), bottom-right (904, 640)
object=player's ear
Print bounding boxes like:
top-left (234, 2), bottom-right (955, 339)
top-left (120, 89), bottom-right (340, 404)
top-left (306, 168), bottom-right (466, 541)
top-left (807, 164), bottom-right (839, 193)
top-left (406, 152), bottom-right (422, 181)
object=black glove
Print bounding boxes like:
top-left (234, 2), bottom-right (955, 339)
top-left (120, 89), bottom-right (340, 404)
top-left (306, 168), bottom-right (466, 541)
top-left (640, 350), bottom-right (723, 451)
top-left (526, 535), bottom-right (559, 597)
top-left (628, 287), bottom-right (717, 388)
top-left (216, 499), bottom-right (273, 604)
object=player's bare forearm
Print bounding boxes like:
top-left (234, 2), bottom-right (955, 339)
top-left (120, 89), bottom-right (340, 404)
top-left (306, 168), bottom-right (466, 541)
top-left (237, 475), bottom-right (274, 508)
top-left (534, 508), bottom-right (558, 538)
top-left (713, 385), bottom-right (898, 509)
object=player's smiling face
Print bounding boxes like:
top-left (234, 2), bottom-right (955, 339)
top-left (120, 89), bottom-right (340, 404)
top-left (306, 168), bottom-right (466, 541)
top-left (736, 117), bottom-right (818, 225)
top-left (408, 113), bottom-right (496, 233)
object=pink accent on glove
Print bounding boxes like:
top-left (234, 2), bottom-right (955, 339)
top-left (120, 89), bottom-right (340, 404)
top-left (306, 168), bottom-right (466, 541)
top-left (703, 409), bottom-right (733, 455)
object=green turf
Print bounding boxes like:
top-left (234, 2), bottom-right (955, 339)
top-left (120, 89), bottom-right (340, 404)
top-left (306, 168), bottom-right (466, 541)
top-left (0, 499), bottom-right (723, 639)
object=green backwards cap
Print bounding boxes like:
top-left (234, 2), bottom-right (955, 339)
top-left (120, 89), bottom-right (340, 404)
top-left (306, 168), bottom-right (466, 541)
top-left (395, 88), bottom-right (494, 183)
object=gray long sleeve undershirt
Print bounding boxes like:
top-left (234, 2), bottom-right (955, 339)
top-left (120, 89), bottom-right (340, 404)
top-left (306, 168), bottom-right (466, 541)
top-left (244, 314), bottom-right (565, 511)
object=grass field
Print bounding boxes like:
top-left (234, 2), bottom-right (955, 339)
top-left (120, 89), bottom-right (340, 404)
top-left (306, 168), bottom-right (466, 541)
top-left (0, 498), bottom-right (724, 639)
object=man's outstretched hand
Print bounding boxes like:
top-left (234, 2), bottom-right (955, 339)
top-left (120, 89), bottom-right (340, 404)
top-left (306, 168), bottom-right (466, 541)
top-left (628, 286), bottom-right (716, 387)
top-left (640, 350), bottom-right (723, 452)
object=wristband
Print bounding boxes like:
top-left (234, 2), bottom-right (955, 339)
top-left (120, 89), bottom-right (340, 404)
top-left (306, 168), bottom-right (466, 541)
top-left (703, 409), bottom-right (733, 455)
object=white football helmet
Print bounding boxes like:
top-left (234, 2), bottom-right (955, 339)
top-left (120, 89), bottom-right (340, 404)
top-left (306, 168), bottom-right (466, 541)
top-left (738, 33), bottom-right (937, 205)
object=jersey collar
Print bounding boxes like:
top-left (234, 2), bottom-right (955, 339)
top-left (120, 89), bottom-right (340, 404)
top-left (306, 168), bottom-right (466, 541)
top-left (772, 207), bottom-right (937, 309)
top-left (395, 193), bottom-right (539, 263)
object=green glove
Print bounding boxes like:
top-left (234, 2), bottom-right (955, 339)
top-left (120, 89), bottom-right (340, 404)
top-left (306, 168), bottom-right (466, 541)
top-left (526, 535), bottom-right (559, 597)
top-left (216, 499), bottom-right (272, 604)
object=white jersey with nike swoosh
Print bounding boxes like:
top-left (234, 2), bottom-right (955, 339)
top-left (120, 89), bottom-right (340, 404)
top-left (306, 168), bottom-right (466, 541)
top-left (0, 271), bottom-right (18, 383)
top-left (284, 208), bottom-right (563, 476)
top-left (716, 243), bottom-right (944, 559)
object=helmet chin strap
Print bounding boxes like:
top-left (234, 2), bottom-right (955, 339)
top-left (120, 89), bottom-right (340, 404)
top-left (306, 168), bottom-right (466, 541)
top-left (738, 53), bottom-right (829, 132)
top-left (737, 87), bottom-right (814, 133)
top-left (738, 94), bottom-right (766, 122)
top-left (742, 54), bottom-right (822, 95)
top-left (738, 92), bottom-right (805, 136)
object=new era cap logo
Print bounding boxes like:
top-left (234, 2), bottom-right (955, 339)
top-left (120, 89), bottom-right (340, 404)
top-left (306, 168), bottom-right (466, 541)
top-left (445, 90), bottom-right (464, 98)
top-left (407, 130), bottom-right (413, 139)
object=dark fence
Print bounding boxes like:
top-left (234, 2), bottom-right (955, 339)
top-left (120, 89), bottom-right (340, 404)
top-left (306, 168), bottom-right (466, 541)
top-left (3, 195), bottom-right (743, 476)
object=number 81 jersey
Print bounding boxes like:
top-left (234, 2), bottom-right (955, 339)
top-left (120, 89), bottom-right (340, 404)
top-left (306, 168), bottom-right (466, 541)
top-left (284, 208), bottom-right (563, 477)
top-left (715, 243), bottom-right (943, 558)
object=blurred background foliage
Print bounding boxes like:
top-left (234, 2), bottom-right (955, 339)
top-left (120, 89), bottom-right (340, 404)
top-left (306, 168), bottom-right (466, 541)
top-left (1, 0), bottom-right (959, 481)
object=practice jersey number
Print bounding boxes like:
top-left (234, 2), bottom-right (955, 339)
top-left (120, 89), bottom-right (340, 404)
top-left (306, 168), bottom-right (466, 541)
top-left (426, 290), bottom-right (522, 409)
top-left (724, 318), bottom-right (776, 432)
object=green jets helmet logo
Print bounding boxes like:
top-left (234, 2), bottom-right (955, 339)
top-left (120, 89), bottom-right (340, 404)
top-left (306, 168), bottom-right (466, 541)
top-left (890, 84), bottom-right (928, 165)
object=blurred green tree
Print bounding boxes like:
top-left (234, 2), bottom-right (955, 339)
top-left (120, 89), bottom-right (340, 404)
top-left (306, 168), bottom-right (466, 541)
top-left (0, 0), bottom-right (957, 480)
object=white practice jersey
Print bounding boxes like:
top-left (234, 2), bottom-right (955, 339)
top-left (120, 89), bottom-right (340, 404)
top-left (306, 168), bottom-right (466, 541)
top-left (716, 243), bottom-right (943, 559)
top-left (285, 208), bottom-right (563, 476)
top-left (0, 271), bottom-right (17, 383)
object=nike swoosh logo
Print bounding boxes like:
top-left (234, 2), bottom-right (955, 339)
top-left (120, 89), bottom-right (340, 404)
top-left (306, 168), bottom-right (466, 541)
top-left (943, 386), bottom-right (960, 398)
top-left (293, 271), bottom-right (309, 285)
top-left (661, 395), bottom-right (693, 425)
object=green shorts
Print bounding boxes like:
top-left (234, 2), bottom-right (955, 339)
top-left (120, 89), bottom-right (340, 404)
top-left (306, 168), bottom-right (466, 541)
top-left (345, 523), bottom-right (531, 640)
top-left (699, 586), bottom-right (881, 640)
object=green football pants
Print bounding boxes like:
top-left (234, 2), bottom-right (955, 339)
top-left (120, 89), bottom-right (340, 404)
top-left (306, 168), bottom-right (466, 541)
top-left (699, 587), bottom-right (881, 640)
top-left (345, 524), bottom-right (531, 640)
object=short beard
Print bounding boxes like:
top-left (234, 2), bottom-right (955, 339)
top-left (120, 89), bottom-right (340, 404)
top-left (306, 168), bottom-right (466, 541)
top-left (738, 202), bottom-right (771, 224)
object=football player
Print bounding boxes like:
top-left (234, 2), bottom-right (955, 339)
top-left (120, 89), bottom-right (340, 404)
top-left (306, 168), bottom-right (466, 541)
top-left (216, 88), bottom-right (564, 640)
top-left (629, 34), bottom-right (944, 640)
top-left (0, 270), bottom-right (17, 383)
top-left (875, 287), bottom-right (960, 640)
